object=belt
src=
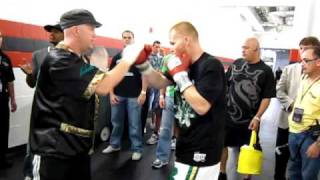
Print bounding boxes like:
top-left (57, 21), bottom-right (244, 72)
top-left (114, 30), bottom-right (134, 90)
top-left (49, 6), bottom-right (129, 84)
top-left (60, 122), bottom-right (93, 138)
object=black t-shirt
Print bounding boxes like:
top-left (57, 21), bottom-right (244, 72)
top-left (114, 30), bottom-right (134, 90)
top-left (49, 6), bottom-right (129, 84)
top-left (226, 58), bottom-right (276, 128)
top-left (29, 47), bottom-right (101, 158)
top-left (0, 50), bottom-right (15, 97)
top-left (173, 52), bottom-right (226, 166)
top-left (109, 52), bottom-right (142, 97)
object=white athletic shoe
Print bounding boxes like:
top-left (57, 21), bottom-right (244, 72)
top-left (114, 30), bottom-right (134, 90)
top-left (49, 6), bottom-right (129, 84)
top-left (132, 152), bottom-right (142, 161)
top-left (146, 133), bottom-right (158, 145)
top-left (102, 145), bottom-right (120, 154)
top-left (171, 138), bottom-right (176, 150)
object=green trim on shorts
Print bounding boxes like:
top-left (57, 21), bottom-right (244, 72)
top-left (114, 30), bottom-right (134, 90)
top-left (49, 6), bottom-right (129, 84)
top-left (186, 166), bottom-right (199, 180)
top-left (169, 167), bottom-right (178, 180)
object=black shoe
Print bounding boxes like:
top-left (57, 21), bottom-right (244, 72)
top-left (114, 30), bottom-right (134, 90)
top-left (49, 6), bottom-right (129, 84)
top-left (0, 160), bottom-right (13, 169)
top-left (218, 172), bottom-right (227, 180)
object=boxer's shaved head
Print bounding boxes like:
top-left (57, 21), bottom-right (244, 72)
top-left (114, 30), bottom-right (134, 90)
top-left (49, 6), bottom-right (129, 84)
top-left (170, 21), bottom-right (198, 40)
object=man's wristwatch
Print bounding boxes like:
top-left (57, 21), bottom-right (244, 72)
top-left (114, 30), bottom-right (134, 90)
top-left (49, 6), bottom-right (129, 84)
top-left (140, 90), bottom-right (146, 95)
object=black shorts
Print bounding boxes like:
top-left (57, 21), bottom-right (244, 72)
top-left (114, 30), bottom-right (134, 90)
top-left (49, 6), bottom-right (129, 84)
top-left (224, 125), bottom-right (252, 147)
top-left (32, 154), bottom-right (91, 180)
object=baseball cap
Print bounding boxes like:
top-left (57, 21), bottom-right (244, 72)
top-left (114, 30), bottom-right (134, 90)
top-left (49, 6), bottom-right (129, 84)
top-left (60, 9), bottom-right (102, 30)
top-left (44, 23), bottom-right (62, 32)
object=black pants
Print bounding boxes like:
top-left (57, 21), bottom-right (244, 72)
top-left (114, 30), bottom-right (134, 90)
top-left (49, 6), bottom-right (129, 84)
top-left (32, 154), bottom-right (91, 180)
top-left (274, 127), bottom-right (290, 180)
top-left (0, 96), bottom-right (9, 162)
top-left (23, 144), bottom-right (33, 178)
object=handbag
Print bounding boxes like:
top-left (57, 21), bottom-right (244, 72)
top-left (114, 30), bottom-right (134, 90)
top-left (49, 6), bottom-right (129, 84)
top-left (237, 130), bottom-right (263, 175)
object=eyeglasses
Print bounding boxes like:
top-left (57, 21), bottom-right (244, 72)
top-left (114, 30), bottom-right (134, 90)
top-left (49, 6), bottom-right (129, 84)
top-left (302, 57), bottom-right (319, 64)
top-left (299, 45), bottom-right (313, 52)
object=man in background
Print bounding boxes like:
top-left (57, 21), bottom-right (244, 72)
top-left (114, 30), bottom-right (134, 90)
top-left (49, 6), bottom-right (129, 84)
top-left (102, 30), bottom-right (147, 161)
top-left (219, 37), bottom-right (276, 180)
top-left (20, 23), bottom-right (64, 87)
top-left (0, 29), bottom-right (17, 170)
top-left (146, 40), bottom-right (163, 145)
top-left (20, 23), bottom-right (64, 180)
top-left (275, 36), bottom-right (320, 180)
top-left (287, 46), bottom-right (320, 179)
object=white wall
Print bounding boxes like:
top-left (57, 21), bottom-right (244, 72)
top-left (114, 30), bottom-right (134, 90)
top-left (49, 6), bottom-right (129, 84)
top-left (8, 69), bottom-right (34, 147)
top-left (1, 0), bottom-right (316, 52)
top-left (308, 0), bottom-right (320, 37)
top-left (0, 0), bottom-right (262, 59)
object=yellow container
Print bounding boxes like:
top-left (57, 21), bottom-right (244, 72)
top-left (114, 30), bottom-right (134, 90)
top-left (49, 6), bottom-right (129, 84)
top-left (237, 130), bottom-right (263, 175)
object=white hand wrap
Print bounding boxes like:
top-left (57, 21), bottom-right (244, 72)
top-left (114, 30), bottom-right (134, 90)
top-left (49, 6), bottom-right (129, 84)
top-left (121, 43), bottom-right (144, 65)
top-left (173, 71), bottom-right (192, 92)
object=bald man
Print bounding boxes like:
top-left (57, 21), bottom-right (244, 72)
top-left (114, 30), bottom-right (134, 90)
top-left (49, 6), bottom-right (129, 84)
top-left (218, 38), bottom-right (276, 180)
top-left (28, 9), bottom-right (146, 180)
top-left (136, 21), bottom-right (226, 179)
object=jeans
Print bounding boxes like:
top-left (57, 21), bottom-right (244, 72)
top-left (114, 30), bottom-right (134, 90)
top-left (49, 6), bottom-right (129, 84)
top-left (109, 96), bottom-right (143, 153)
top-left (156, 96), bottom-right (174, 161)
top-left (149, 88), bottom-right (160, 111)
top-left (288, 132), bottom-right (320, 180)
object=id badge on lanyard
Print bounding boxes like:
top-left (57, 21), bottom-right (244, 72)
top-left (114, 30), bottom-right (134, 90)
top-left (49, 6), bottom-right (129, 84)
top-left (292, 107), bottom-right (304, 123)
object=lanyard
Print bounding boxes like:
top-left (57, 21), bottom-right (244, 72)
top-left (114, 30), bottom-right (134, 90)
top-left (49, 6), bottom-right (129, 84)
top-left (300, 76), bottom-right (320, 104)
